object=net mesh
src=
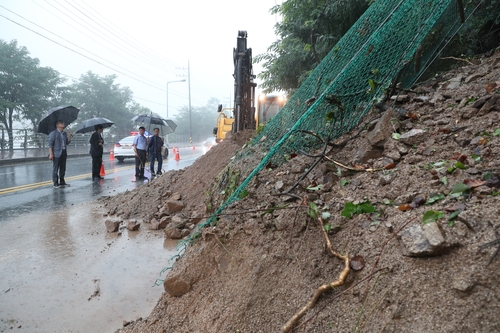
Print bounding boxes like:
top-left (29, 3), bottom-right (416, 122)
top-left (173, 0), bottom-right (481, 257)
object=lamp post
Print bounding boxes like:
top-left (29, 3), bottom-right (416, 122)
top-left (166, 79), bottom-right (186, 144)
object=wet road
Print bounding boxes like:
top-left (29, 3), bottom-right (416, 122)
top-left (0, 146), bottom-right (207, 332)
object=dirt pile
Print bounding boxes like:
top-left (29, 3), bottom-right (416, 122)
top-left (115, 50), bottom-right (500, 333)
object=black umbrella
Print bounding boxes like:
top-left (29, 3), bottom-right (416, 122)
top-left (75, 117), bottom-right (114, 134)
top-left (38, 105), bottom-right (79, 135)
top-left (131, 114), bottom-right (177, 134)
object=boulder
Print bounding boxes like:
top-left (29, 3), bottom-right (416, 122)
top-left (367, 108), bottom-right (395, 147)
top-left (166, 200), bottom-right (185, 213)
top-left (158, 215), bottom-right (172, 229)
top-left (126, 221), bottom-right (140, 231)
top-left (105, 220), bottom-right (120, 233)
top-left (164, 224), bottom-right (183, 239)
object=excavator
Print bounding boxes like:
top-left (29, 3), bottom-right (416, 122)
top-left (214, 31), bottom-right (286, 143)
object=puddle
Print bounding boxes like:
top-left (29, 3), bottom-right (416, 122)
top-left (0, 202), bottom-right (177, 333)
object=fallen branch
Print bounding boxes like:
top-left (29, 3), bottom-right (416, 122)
top-left (294, 268), bottom-right (389, 331)
top-left (282, 217), bottom-right (350, 333)
top-left (440, 56), bottom-right (473, 65)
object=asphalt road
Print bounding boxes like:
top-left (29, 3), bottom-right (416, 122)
top-left (0, 145), bottom-right (207, 332)
top-left (0, 146), bottom-right (205, 220)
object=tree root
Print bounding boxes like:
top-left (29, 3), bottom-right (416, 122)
top-left (282, 217), bottom-right (350, 333)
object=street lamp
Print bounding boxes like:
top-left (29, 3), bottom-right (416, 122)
top-left (166, 79), bottom-right (186, 119)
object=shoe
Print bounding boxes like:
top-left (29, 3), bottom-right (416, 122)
top-left (54, 184), bottom-right (60, 188)
top-left (150, 171), bottom-right (156, 176)
top-left (60, 183), bottom-right (69, 187)
top-left (157, 171), bottom-right (162, 175)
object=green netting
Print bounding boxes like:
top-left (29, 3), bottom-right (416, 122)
top-left (175, 0), bottom-right (481, 253)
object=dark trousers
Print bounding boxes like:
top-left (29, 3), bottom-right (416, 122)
top-left (135, 149), bottom-right (146, 179)
top-left (92, 155), bottom-right (103, 179)
top-left (53, 150), bottom-right (67, 185)
top-left (150, 152), bottom-right (163, 173)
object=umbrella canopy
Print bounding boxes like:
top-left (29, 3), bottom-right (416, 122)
top-left (38, 105), bottom-right (79, 135)
top-left (75, 117), bottom-right (114, 134)
top-left (131, 114), bottom-right (177, 134)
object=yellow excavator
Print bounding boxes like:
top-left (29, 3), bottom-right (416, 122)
top-left (213, 31), bottom-right (286, 142)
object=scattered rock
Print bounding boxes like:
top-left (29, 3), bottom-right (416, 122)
top-left (398, 223), bottom-right (452, 257)
top-left (105, 219), bottom-right (120, 233)
top-left (399, 129), bottom-right (427, 146)
top-left (166, 200), bottom-right (185, 213)
top-left (164, 224), bottom-right (183, 239)
top-left (126, 221), bottom-right (140, 231)
top-left (367, 108), bottom-right (395, 147)
top-left (158, 215), bottom-right (172, 229)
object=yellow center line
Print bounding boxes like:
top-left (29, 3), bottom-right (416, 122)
top-left (0, 165), bottom-right (135, 195)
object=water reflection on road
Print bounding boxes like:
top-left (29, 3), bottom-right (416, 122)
top-left (0, 202), bottom-right (178, 333)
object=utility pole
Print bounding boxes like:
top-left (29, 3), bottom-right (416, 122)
top-left (176, 61), bottom-right (192, 144)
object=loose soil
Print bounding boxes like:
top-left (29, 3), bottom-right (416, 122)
top-left (108, 50), bottom-right (500, 333)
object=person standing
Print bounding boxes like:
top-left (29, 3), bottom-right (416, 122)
top-left (133, 126), bottom-right (148, 181)
top-left (89, 124), bottom-right (104, 181)
top-left (148, 127), bottom-right (164, 176)
top-left (48, 120), bottom-right (72, 188)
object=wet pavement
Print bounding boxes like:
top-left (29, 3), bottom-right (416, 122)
top-left (0, 146), bottom-right (207, 332)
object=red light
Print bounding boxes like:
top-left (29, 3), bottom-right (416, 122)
top-left (114, 143), bottom-right (121, 147)
top-left (130, 131), bottom-right (139, 136)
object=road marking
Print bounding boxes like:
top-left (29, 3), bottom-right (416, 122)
top-left (0, 165), bottom-right (135, 195)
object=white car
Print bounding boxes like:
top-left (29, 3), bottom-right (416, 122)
top-left (113, 135), bottom-right (136, 162)
top-left (203, 136), bottom-right (217, 148)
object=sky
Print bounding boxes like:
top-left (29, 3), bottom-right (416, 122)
top-left (0, 0), bottom-right (281, 121)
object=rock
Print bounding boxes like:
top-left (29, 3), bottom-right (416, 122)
top-left (123, 320), bottom-right (131, 327)
top-left (180, 229), bottom-right (191, 237)
top-left (470, 136), bottom-right (485, 146)
top-left (291, 164), bottom-right (303, 174)
top-left (456, 211), bottom-right (479, 231)
top-left (452, 276), bottom-right (476, 292)
top-left (379, 174), bottom-right (396, 186)
top-left (464, 72), bottom-right (485, 83)
top-left (471, 95), bottom-right (491, 108)
top-left (458, 97), bottom-right (468, 108)
top-left (105, 220), bottom-right (120, 233)
top-left (275, 180), bottom-right (284, 191)
top-left (383, 149), bottom-right (401, 161)
top-left (157, 207), bottom-right (169, 219)
top-left (170, 192), bottom-right (182, 200)
top-left (166, 200), bottom-right (185, 213)
top-left (478, 95), bottom-right (499, 115)
top-left (367, 108), bottom-right (395, 147)
top-left (126, 221), bottom-right (140, 231)
top-left (390, 94), bottom-right (410, 102)
top-left (149, 218), bottom-right (160, 230)
top-left (163, 275), bottom-right (191, 297)
top-left (429, 93), bottom-right (445, 104)
top-left (400, 129), bottom-right (427, 146)
top-left (446, 75), bottom-right (462, 90)
top-left (398, 223), bottom-right (452, 257)
top-left (353, 145), bottom-right (383, 163)
top-left (190, 211), bottom-right (203, 224)
top-left (414, 95), bottom-right (430, 103)
top-left (164, 224), bottom-right (182, 239)
top-left (158, 215), bottom-right (172, 229)
top-left (171, 215), bottom-right (187, 229)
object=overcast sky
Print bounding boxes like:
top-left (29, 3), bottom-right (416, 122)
top-left (0, 0), bottom-right (280, 120)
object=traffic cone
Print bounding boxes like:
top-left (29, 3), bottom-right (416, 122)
top-left (192, 145), bottom-right (196, 151)
top-left (109, 149), bottom-right (114, 160)
top-left (100, 163), bottom-right (106, 176)
top-left (175, 147), bottom-right (180, 161)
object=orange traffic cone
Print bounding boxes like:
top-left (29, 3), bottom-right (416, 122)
top-left (192, 145), bottom-right (196, 151)
top-left (109, 149), bottom-right (114, 160)
top-left (100, 163), bottom-right (106, 176)
top-left (175, 147), bottom-right (180, 161)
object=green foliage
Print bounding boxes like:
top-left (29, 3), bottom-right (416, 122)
top-left (170, 97), bottom-right (221, 142)
top-left (392, 133), bottom-right (401, 140)
top-left (341, 200), bottom-right (376, 219)
top-left (450, 182), bottom-right (471, 198)
top-left (425, 193), bottom-right (445, 205)
top-left (255, 0), bottom-right (368, 93)
top-left (494, 128), bottom-right (500, 137)
top-left (0, 39), bottom-right (63, 147)
top-left (422, 210), bottom-right (444, 224)
top-left (308, 202), bottom-right (319, 219)
top-left (340, 179), bottom-right (350, 187)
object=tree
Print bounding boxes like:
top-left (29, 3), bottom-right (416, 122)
top-left (0, 39), bottom-right (63, 149)
top-left (66, 71), bottom-right (149, 138)
top-left (255, 0), bottom-right (368, 94)
top-left (171, 98), bottom-right (220, 143)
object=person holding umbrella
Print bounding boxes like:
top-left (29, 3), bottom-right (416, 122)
top-left (132, 126), bottom-right (148, 181)
top-left (148, 127), bottom-right (164, 176)
top-left (48, 120), bottom-right (72, 188)
top-left (89, 124), bottom-right (104, 181)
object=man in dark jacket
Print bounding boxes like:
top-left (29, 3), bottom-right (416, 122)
top-left (48, 120), bottom-right (72, 188)
top-left (148, 127), bottom-right (164, 176)
top-left (89, 124), bottom-right (104, 181)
